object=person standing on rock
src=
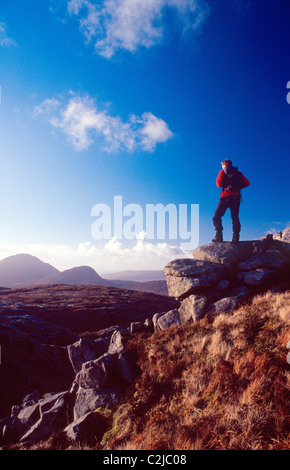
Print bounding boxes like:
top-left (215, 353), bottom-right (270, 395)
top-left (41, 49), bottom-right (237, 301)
top-left (212, 159), bottom-right (250, 243)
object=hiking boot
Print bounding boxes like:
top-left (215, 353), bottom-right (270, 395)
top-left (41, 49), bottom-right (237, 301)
top-left (212, 232), bottom-right (223, 243)
top-left (232, 233), bottom-right (239, 244)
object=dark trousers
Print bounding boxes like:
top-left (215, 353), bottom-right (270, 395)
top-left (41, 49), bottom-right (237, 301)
top-left (213, 196), bottom-right (241, 234)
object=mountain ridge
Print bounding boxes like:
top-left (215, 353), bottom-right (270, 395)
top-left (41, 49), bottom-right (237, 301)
top-left (0, 254), bottom-right (168, 295)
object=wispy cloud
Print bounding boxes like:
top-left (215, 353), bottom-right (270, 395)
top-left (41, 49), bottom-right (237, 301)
top-left (265, 221), bottom-right (290, 236)
top-left (65, 0), bottom-right (210, 58)
top-left (0, 21), bottom-right (17, 47)
top-left (34, 92), bottom-right (173, 152)
top-left (33, 98), bottom-right (61, 116)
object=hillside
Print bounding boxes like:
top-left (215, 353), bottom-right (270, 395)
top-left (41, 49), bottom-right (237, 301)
top-left (1, 229), bottom-right (289, 450)
top-left (102, 290), bottom-right (290, 450)
top-left (6, 289), bottom-right (289, 451)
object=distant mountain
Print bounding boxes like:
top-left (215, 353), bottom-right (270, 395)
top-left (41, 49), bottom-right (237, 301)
top-left (36, 267), bottom-right (168, 295)
top-left (35, 266), bottom-right (111, 287)
top-left (103, 269), bottom-right (165, 282)
top-left (0, 254), bottom-right (168, 295)
top-left (0, 254), bottom-right (60, 288)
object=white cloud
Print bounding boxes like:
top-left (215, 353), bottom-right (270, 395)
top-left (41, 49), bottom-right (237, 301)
top-left (34, 93), bottom-right (173, 152)
top-left (0, 22), bottom-right (17, 47)
top-left (139, 112), bottom-right (174, 152)
top-left (0, 238), bottom-right (190, 273)
top-left (66, 0), bottom-right (210, 58)
top-left (265, 221), bottom-right (290, 236)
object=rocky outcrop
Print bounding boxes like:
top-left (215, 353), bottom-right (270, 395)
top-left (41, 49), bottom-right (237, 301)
top-left (0, 322), bottom-right (146, 447)
top-left (0, 390), bottom-right (72, 446)
top-left (163, 229), bottom-right (290, 325)
top-left (67, 337), bottom-right (111, 375)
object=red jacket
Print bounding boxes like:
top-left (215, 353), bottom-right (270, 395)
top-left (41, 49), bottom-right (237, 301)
top-left (216, 170), bottom-right (250, 197)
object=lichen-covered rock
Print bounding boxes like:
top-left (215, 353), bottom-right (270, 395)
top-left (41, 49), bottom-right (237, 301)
top-left (65, 411), bottom-right (108, 446)
top-left (164, 259), bottom-right (226, 298)
top-left (193, 240), bottom-right (270, 269)
top-left (75, 353), bottom-right (117, 389)
top-left (238, 250), bottom-right (289, 272)
top-left (178, 294), bottom-right (208, 324)
top-left (108, 329), bottom-right (124, 355)
top-left (153, 309), bottom-right (181, 331)
top-left (19, 391), bottom-right (71, 445)
top-left (208, 294), bottom-right (245, 314)
top-left (238, 268), bottom-right (278, 286)
top-left (67, 337), bottom-right (110, 374)
top-left (73, 387), bottom-right (123, 420)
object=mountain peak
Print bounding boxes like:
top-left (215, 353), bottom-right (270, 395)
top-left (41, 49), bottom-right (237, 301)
top-left (0, 253), bottom-right (59, 287)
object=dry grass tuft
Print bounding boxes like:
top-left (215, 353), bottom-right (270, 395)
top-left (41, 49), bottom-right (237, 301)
top-left (103, 290), bottom-right (290, 450)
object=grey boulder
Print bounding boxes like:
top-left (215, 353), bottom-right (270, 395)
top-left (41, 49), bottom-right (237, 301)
top-left (75, 353), bottom-right (117, 389)
top-left (238, 250), bottom-right (289, 272)
top-left (67, 337), bottom-right (110, 374)
top-left (74, 387), bottom-right (123, 420)
top-left (164, 258), bottom-right (226, 298)
top-left (192, 240), bottom-right (270, 270)
top-left (178, 294), bottom-right (208, 324)
top-left (153, 309), bottom-right (181, 331)
top-left (19, 391), bottom-right (70, 445)
top-left (238, 268), bottom-right (278, 286)
top-left (65, 411), bottom-right (108, 446)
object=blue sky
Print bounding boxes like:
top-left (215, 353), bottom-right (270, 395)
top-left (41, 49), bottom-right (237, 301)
top-left (0, 0), bottom-right (289, 273)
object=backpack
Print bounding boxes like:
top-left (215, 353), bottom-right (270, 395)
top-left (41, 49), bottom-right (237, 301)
top-left (222, 166), bottom-right (246, 193)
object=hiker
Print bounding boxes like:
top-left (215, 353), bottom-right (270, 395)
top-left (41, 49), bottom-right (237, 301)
top-left (212, 159), bottom-right (250, 243)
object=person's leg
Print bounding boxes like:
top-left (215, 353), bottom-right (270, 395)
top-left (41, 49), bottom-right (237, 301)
top-left (229, 196), bottom-right (241, 242)
top-left (212, 198), bottom-right (229, 242)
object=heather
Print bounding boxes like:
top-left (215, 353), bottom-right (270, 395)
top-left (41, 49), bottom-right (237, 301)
top-left (103, 290), bottom-right (290, 450)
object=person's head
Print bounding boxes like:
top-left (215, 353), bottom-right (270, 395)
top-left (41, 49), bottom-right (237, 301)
top-left (221, 159), bottom-right (232, 170)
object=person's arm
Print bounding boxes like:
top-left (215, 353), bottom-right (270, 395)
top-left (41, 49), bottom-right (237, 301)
top-left (216, 170), bottom-right (226, 188)
top-left (240, 173), bottom-right (250, 188)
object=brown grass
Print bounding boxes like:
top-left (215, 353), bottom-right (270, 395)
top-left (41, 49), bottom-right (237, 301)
top-left (102, 290), bottom-right (290, 450)
top-left (9, 290), bottom-right (289, 451)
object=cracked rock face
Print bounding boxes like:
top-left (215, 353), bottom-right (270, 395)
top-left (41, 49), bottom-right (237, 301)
top-left (73, 388), bottom-right (123, 420)
top-left (178, 295), bottom-right (208, 323)
top-left (75, 353), bottom-right (117, 389)
top-left (164, 259), bottom-right (226, 298)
